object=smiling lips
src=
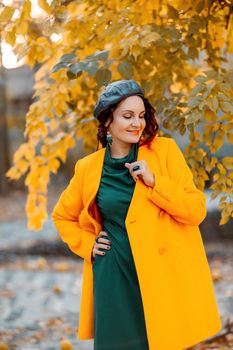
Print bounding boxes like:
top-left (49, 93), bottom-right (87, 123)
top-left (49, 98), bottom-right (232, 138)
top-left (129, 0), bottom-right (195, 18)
top-left (127, 130), bottom-right (140, 134)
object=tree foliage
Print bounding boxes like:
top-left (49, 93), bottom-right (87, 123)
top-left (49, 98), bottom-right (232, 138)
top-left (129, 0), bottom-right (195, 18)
top-left (1, 0), bottom-right (233, 230)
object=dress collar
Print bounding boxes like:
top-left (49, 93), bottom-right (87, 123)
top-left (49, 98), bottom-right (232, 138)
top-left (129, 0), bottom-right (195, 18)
top-left (104, 142), bottom-right (139, 169)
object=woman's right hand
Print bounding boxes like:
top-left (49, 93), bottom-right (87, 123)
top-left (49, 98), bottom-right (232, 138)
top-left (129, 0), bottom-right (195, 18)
top-left (92, 231), bottom-right (111, 261)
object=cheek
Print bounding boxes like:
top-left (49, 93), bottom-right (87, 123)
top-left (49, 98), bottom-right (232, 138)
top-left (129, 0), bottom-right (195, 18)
top-left (118, 120), bottom-right (131, 130)
top-left (111, 121), bottom-right (127, 134)
top-left (141, 119), bottom-right (146, 129)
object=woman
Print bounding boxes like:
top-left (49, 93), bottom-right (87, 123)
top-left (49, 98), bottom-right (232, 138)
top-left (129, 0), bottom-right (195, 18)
top-left (52, 79), bottom-right (222, 350)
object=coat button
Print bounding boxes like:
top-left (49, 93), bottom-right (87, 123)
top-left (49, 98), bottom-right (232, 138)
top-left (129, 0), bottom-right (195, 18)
top-left (159, 247), bottom-right (166, 255)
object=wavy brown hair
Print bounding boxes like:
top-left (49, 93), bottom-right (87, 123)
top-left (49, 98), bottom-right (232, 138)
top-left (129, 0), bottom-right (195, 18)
top-left (95, 96), bottom-right (159, 151)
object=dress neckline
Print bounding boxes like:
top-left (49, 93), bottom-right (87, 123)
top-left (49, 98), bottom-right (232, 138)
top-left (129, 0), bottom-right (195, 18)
top-left (104, 142), bottom-right (138, 170)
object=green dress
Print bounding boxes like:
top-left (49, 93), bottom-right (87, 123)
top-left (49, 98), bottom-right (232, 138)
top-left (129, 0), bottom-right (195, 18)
top-left (93, 142), bottom-right (149, 350)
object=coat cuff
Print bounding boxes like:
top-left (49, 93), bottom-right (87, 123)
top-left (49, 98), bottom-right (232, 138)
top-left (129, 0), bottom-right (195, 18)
top-left (147, 172), bottom-right (174, 203)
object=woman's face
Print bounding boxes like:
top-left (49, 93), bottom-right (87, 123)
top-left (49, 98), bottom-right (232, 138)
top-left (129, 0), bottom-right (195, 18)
top-left (105, 95), bottom-right (146, 144)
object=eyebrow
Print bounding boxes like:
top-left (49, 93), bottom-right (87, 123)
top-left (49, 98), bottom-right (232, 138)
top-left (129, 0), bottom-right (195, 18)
top-left (121, 109), bottom-right (146, 113)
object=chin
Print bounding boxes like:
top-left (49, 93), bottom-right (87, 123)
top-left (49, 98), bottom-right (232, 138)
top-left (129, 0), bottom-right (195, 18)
top-left (127, 139), bottom-right (140, 144)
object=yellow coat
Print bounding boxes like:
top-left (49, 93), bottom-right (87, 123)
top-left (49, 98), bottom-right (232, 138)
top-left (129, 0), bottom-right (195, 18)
top-left (52, 136), bottom-right (222, 350)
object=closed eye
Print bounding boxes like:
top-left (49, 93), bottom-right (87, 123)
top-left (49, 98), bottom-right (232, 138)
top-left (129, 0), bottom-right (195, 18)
top-left (123, 115), bottom-right (145, 119)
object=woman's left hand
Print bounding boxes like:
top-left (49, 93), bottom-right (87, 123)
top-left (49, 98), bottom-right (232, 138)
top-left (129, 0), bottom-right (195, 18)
top-left (125, 160), bottom-right (155, 188)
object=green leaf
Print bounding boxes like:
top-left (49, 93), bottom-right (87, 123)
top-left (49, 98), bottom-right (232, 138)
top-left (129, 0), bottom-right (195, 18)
top-left (69, 62), bottom-right (85, 74)
top-left (69, 60), bottom-right (98, 76)
top-left (117, 61), bottom-right (132, 79)
top-left (204, 70), bottom-right (219, 80)
top-left (217, 93), bottom-right (228, 102)
top-left (194, 75), bottom-right (207, 83)
top-left (187, 96), bottom-right (203, 108)
top-left (218, 83), bottom-right (231, 95)
top-left (206, 96), bottom-right (218, 113)
top-left (219, 101), bottom-right (233, 114)
top-left (94, 68), bottom-right (112, 87)
top-left (59, 53), bottom-right (76, 63)
top-left (224, 70), bottom-right (233, 85)
top-left (206, 82), bottom-right (216, 94)
top-left (85, 61), bottom-right (99, 76)
top-left (184, 110), bottom-right (201, 124)
top-left (189, 84), bottom-right (205, 97)
top-left (67, 70), bottom-right (79, 80)
top-left (52, 62), bottom-right (68, 73)
top-left (92, 49), bottom-right (109, 61)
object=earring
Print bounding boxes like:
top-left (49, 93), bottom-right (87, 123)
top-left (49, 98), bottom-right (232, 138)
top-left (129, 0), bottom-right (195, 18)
top-left (106, 130), bottom-right (113, 145)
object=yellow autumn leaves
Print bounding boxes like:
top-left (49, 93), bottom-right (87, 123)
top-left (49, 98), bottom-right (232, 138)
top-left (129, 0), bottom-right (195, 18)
top-left (1, 0), bottom-right (233, 229)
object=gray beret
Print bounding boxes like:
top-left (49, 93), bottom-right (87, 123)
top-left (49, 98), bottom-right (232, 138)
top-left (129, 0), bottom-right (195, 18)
top-left (93, 79), bottom-right (145, 120)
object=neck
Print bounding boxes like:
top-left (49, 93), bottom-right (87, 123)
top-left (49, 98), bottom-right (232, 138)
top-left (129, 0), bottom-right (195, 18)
top-left (108, 142), bottom-right (132, 158)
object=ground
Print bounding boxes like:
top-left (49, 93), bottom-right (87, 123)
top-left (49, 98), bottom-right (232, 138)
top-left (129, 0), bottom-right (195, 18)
top-left (0, 188), bottom-right (232, 350)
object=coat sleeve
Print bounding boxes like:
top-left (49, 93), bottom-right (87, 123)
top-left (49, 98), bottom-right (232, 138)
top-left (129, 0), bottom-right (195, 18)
top-left (146, 138), bottom-right (207, 226)
top-left (51, 160), bottom-right (96, 264)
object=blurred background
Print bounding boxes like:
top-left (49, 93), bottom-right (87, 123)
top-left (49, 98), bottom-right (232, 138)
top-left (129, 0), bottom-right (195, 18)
top-left (0, 0), bottom-right (233, 349)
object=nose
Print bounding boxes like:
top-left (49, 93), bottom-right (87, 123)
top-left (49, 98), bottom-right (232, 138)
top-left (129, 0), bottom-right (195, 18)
top-left (131, 117), bottom-right (141, 127)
